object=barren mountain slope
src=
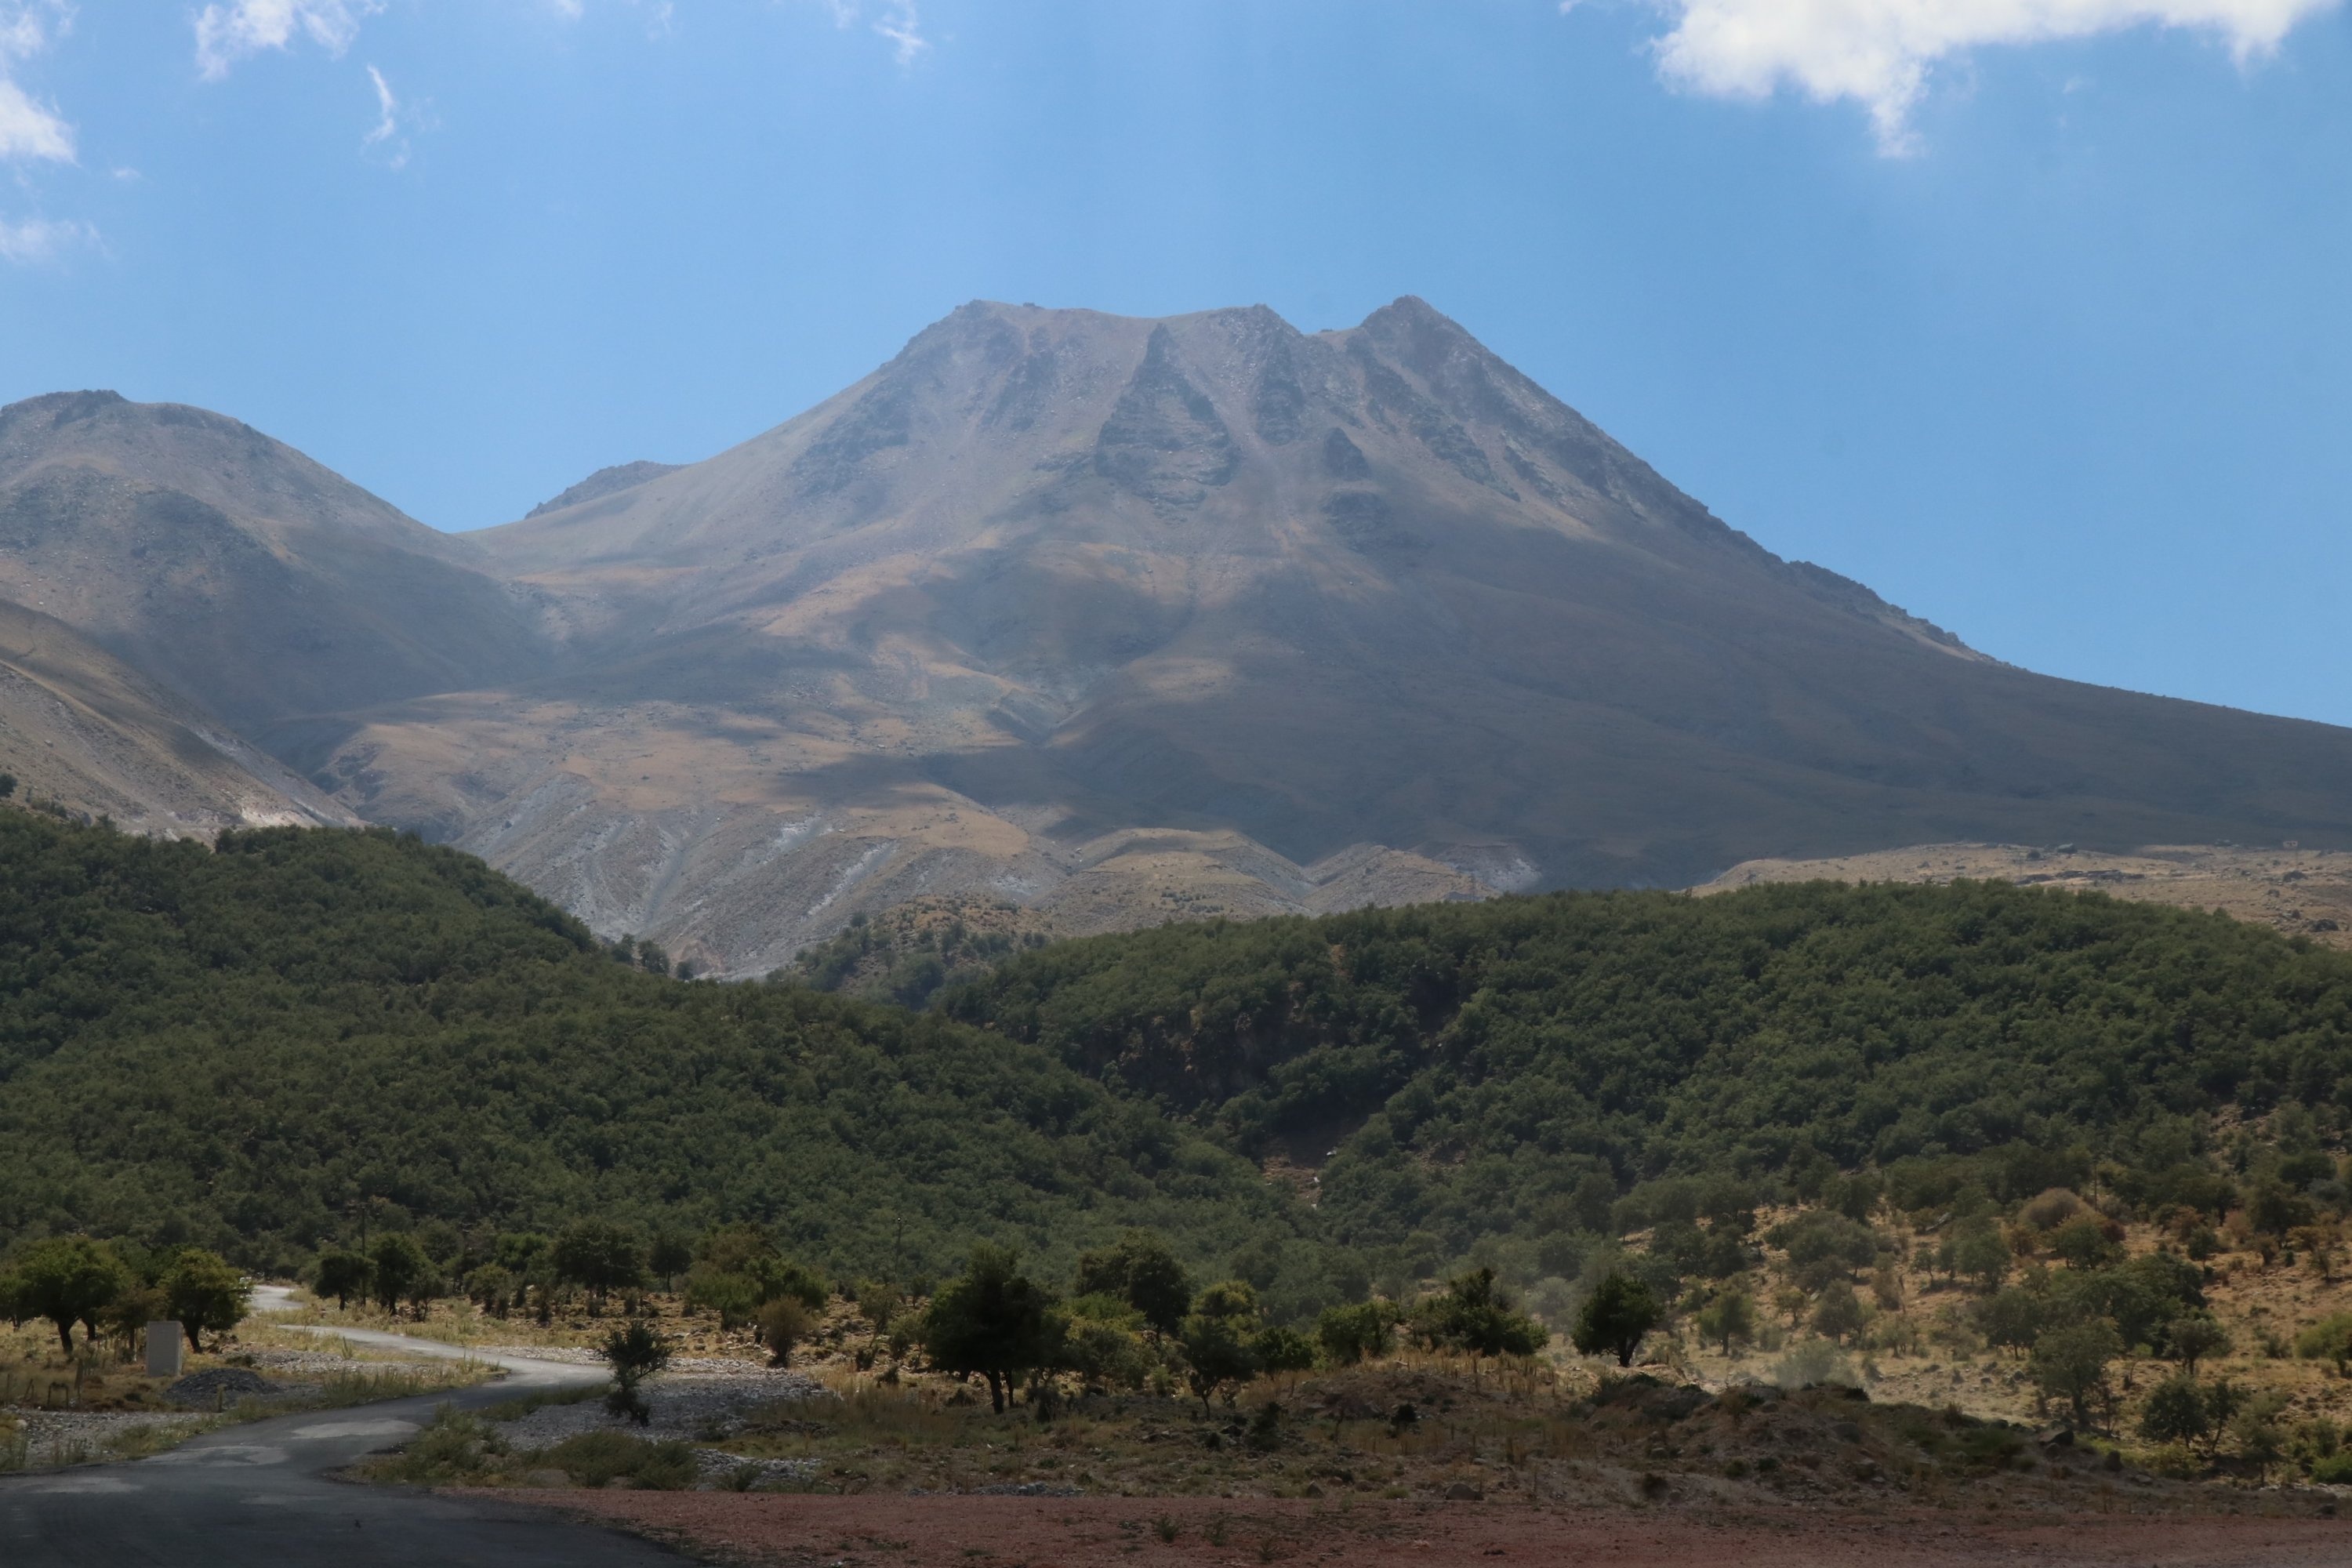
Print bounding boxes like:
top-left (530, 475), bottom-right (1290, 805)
top-left (0, 390), bottom-right (552, 730)
top-left (0, 597), bottom-right (354, 833)
top-left (263, 298), bottom-right (2352, 973)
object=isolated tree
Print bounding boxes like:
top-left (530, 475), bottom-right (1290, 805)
top-left (1073, 1230), bottom-right (1193, 1338)
top-left (1976, 1287), bottom-right (2045, 1355)
top-left (2295, 1312), bottom-right (2352, 1376)
top-left (1252, 1324), bottom-right (1317, 1375)
top-left (1696, 1288), bottom-right (1756, 1356)
top-left (648, 1232), bottom-right (693, 1292)
top-left (1178, 1283), bottom-right (1262, 1415)
top-left (2138, 1374), bottom-right (2209, 1449)
top-left (601, 1319), bottom-right (673, 1425)
top-left (1947, 1221), bottom-right (2013, 1293)
top-left (756, 1295), bottom-right (816, 1367)
top-left (2030, 1321), bottom-right (2122, 1428)
top-left (314, 1250), bottom-right (372, 1312)
top-left (4, 1236), bottom-right (129, 1356)
top-left (1573, 1272), bottom-right (1663, 1368)
top-left (2165, 1313), bottom-right (2232, 1376)
top-left (1411, 1268), bottom-right (1545, 1358)
top-left (922, 1244), bottom-right (1058, 1414)
top-left (553, 1219), bottom-right (648, 1313)
top-left (368, 1232), bottom-right (431, 1314)
top-left (162, 1248), bottom-right (252, 1352)
top-left (1810, 1284), bottom-right (1866, 1346)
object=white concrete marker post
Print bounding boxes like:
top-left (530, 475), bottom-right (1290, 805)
top-left (146, 1319), bottom-right (185, 1378)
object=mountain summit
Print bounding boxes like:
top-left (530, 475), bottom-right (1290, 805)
top-left (9, 300), bottom-right (2352, 971)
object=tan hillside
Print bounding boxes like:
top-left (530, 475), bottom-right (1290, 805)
top-left (0, 597), bottom-right (354, 833)
top-left (1700, 843), bottom-right (2352, 950)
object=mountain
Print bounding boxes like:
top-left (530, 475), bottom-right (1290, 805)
top-left (9, 302), bottom-right (2352, 973)
top-left (0, 597), bottom-right (354, 833)
top-left (0, 390), bottom-right (551, 731)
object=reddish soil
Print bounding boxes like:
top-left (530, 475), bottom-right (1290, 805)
top-left (488, 1492), bottom-right (2350, 1567)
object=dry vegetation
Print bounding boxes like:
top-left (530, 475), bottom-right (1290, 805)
top-left (1702, 843), bottom-right (2352, 950)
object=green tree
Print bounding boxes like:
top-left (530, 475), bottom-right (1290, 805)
top-left (2138, 1373), bottom-right (2209, 1448)
top-left (313, 1250), bottom-right (372, 1312)
top-left (601, 1319), bottom-right (673, 1425)
top-left (1695, 1288), bottom-right (1755, 1356)
top-left (648, 1232), bottom-right (693, 1292)
top-left (2030, 1320), bottom-right (2122, 1427)
top-left (1410, 1268), bottom-right (1545, 1358)
top-left (1073, 1230), bottom-right (1193, 1338)
top-left (2165, 1313), bottom-right (2231, 1375)
top-left (755, 1296), bottom-right (816, 1368)
top-left (162, 1249), bottom-right (251, 1352)
top-left (1315, 1300), bottom-right (1395, 1366)
top-left (1947, 1221), bottom-right (2013, 1293)
top-left (553, 1220), bottom-right (648, 1313)
top-left (1810, 1284), bottom-right (1865, 1345)
top-left (1975, 1287), bottom-right (2045, 1355)
top-left (2295, 1312), bottom-right (2352, 1375)
top-left (368, 1232), bottom-right (431, 1314)
top-left (1178, 1283), bottom-right (1261, 1415)
top-left (1572, 1272), bottom-right (1662, 1368)
top-left (921, 1244), bottom-right (1059, 1414)
top-left (1252, 1323), bottom-right (1317, 1374)
top-left (2049, 1216), bottom-right (2122, 1269)
top-left (3, 1236), bottom-right (129, 1356)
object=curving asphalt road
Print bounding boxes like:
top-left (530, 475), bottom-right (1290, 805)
top-left (0, 1294), bottom-right (691, 1567)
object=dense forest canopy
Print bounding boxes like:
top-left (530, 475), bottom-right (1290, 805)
top-left (939, 885), bottom-right (2352, 1262)
top-left (0, 814), bottom-right (1292, 1276)
top-left (4, 811), bottom-right (2348, 1327)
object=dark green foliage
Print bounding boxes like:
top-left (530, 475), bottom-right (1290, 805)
top-left (160, 1247), bottom-right (249, 1352)
top-left (2, 1235), bottom-right (128, 1355)
top-left (0, 816), bottom-right (1292, 1276)
top-left (1073, 1230), bottom-right (1193, 1338)
top-left (922, 1244), bottom-right (1059, 1414)
top-left (554, 1219), bottom-right (648, 1308)
top-left (1314, 1299), bottom-right (1395, 1365)
top-left (1571, 1271), bottom-right (1661, 1367)
top-left (368, 1233), bottom-right (432, 1313)
top-left (2140, 1373), bottom-right (2210, 1447)
top-left (2049, 1216), bottom-right (2122, 1269)
top-left (2162, 1313), bottom-right (2231, 1374)
top-left (1178, 1283), bottom-right (1261, 1415)
top-left (944, 880), bottom-right (2352, 1258)
top-left (1252, 1323), bottom-right (1317, 1374)
top-left (1695, 1287), bottom-right (1755, 1354)
top-left (313, 1249), bottom-right (372, 1310)
top-left (2295, 1312), bottom-right (2352, 1374)
top-left (2031, 1320), bottom-right (2122, 1426)
top-left (600, 1319), bottom-right (673, 1425)
top-left (1408, 1268), bottom-right (1545, 1357)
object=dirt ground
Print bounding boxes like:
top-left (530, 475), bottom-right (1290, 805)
top-left (492, 1491), bottom-right (2351, 1567)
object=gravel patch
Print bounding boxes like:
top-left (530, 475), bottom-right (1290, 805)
top-left (495, 1371), bottom-right (828, 1450)
top-left (239, 1348), bottom-right (442, 1378)
top-left (476, 1345), bottom-right (607, 1366)
top-left (4, 1409), bottom-right (212, 1465)
top-left (162, 1368), bottom-right (318, 1409)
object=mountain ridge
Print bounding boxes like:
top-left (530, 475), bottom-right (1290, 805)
top-left (5, 296), bottom-right (2351, 972)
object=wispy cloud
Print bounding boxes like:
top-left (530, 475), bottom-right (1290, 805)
top-left (818, 0), bottom-right (929, 65)
top-left (0, 1), bottom-right (73, 164)
top-left (361, 63), bottom-right (406, 166)
top-left (0, 212), bottom-right (96, 263)
top-left (1604, 0), bottom-right (2343, 152)
top-left (194, 0), bottom-right (382, 81)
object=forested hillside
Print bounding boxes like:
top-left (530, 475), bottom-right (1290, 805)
top-left (0, 813), bottom-right (1294, 1277)
top-left (940, 885), bottom-right (2352, 1272)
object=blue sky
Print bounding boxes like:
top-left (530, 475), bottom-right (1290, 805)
top-left (1, 1), bottom-right (2347, 725)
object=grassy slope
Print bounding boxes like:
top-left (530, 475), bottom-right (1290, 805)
top-left (0, 813), bottom-right (1293, 1275)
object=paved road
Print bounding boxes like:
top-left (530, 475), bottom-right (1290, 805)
top-left (0, 1303), bottom-right (691, 1567)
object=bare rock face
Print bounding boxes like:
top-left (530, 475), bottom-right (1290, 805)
top-left (11, 301), bottom-right (2352, 973)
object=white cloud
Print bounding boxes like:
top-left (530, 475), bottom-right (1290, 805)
top-left (1621, 0), bottom-right (2343, 151)
top-left (0, 212), bottom-right (95, 263)
top-left (0, 1), bottom-right (73, 163)
top-left (194, 0), bottom-right (382, 81)
top-left (361, 62), bottom-right (405, 165)
top-left (817, 0), bottom-right (928, 64)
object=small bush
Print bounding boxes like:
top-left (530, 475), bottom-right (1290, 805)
top-left (541, 1430), bottom-right (699, 1490)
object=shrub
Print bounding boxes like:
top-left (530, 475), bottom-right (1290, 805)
top-left (1073, 1231), bottom-right (1193, 1338)
top-left (2294, 1312), bottom-right (2352, 1374)
top-left (1252, 1324), bottom-right (1316, 1374)
top-left (2031, 1321), bottom-right (2122, 1427)
top-left (1315, 1300), bottom-right (1395, 1366)
top-left (755, 1296), bottom-right (815, 1368)
top-left (2138, 1374), bottom-right (2209, 1447)
top-left (600, 1319), bottom-right (673, 1425)
top-left (542, 1430), bottom-right (699, 1490)
top-left (1410, 1269), bottom-right (1545, 1358)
